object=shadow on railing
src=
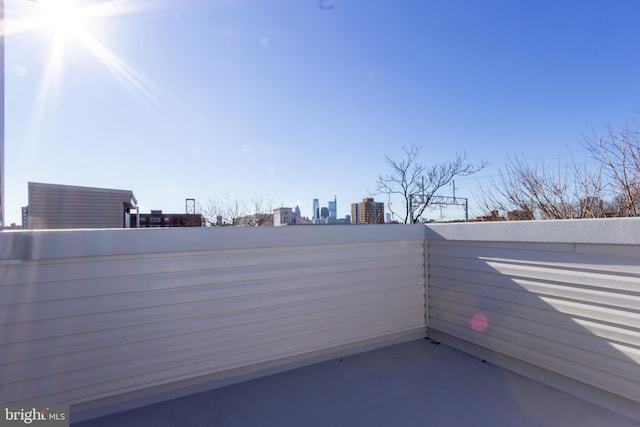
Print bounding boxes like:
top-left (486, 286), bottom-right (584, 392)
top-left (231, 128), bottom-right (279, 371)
top-left (425, 218), bottom-right (640, 421)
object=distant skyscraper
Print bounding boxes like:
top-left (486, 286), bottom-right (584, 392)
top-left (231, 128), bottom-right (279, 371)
top-left (385, 213), bottom-right (391, 223)
top-left (21, 206), bottom-right (29, 229)
top-left (328, 196), bottom-right (337, 218)
top-left (320, 207), bottom-right (329, 219)
top-left (295, 205), bottom-right (301, 218)
top-left (313, 198), bottom-right (320, 220)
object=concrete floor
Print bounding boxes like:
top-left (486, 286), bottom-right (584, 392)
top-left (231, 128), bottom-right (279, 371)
top-left (74, 339), bottom-right (639, 427)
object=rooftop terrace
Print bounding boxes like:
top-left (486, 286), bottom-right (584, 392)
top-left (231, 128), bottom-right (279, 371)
top-left (1, 219), bottom-right (639, 425)
top-left (75, 339), bottom-right (637, 427)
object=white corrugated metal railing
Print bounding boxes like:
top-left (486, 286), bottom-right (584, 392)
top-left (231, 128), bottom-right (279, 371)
top-left (2, 218), bottom-right (639, 423)
top-left (426, 218), bottom-right (640, 420)
top-left (0, 225), bottom-right (427, 420)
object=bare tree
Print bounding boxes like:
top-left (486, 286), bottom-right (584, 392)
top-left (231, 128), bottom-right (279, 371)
top-left (472, 115), bottom-right (640, 221)
top-left (245, 195), bottom-right (273, 226)
top-left (479, 119), bottom-right (640, 221)
top-left (583, 121), bottom-right (640, 217)
top-left (203, 194), bottom-right (244, 226)
top-left (477, 155), bottom-right (604, 220)
top-left (377, 145), bottom-right (487, 223)
top-left (203, 195), bottom-right (273, 226)
top-left (571, 155), bottom-right (605, 218)
top-left (474, 157), bottom-right (537, 220)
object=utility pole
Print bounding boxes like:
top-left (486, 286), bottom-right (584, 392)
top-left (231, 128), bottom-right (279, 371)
top-left (185, 198), bottom-right (196, 215)
top-left (410, 177), bottom-right (469, 222)
top-left (430, 195), bottom-right (469, 222)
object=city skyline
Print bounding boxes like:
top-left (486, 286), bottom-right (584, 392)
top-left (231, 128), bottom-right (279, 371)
top-left (4, 1), bottom-right (640, 225)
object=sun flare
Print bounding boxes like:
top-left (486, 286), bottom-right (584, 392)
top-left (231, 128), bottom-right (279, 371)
top-left (37, 0), bottom-right (89, 42)
top-left (10, 0), bottom-right (164, 147)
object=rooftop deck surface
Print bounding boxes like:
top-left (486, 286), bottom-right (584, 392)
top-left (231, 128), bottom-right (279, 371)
top-left (74, 339), bottom-right (638, 427)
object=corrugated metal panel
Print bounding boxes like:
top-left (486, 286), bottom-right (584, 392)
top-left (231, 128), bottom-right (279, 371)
top-left (28, 182), bottom-right (134, 229)
top-left (426, 219), bottom-right (640, 406)
top-left (0, 225), bottom-right (426, 408)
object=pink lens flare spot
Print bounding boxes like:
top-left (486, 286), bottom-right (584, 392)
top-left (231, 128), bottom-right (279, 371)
top-left (470, 314), bottom-right (489, 332)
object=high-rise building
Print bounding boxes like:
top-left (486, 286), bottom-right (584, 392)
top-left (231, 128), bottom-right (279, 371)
top-left (21, 206), bottom-right (28, 229)
top-left (328, 196), bottom-right (337, 218)
top-left (295, 205), bottom-right (301, 218)
top-left (351, 198), bottom-right (385, 224)
top-left (320, 207), bottom-right (329, 219)
top-left (351, 203), bottom-right (359, 224)
top-left (313, 198), bottom-right (320, 220)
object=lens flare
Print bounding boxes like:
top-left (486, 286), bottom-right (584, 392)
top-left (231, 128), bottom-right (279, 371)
top-left (470, 314), bottom-right (488, 332)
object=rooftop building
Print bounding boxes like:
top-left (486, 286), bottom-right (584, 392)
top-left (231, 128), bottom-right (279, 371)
top-left (233, 213), bottom-right (274, 227)
top-left (131, 210), bottom-right (203, 228)
top-left (26, 182), bottom-right (137, 229)
top-left (273, 207), bottom-right (301, 226)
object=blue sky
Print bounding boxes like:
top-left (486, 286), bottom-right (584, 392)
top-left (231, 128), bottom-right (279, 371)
top-left (5, 0), bottom-right (640, 225)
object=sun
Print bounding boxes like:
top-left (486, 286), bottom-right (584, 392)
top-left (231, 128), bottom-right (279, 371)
top-left (36, 0), bottom-right (89, 42)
